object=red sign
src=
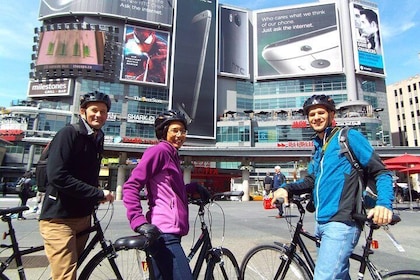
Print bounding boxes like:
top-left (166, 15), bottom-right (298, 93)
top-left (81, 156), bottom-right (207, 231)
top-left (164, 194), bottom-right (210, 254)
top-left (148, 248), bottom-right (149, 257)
top-left (0, 129), bottom-right (24, 142)
top-left (292, 121), bottom-right (309, 128)
top-left (277, 141), bottom-right (313, 148)
top-left (193, 167), bottom-right (219, 175)
top-left (121, 137), bottom-right (158, 145)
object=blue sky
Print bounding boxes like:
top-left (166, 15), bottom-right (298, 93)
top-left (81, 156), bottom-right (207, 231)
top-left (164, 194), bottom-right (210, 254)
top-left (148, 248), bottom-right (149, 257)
top-left (0, 0), bottom-right (418, 107)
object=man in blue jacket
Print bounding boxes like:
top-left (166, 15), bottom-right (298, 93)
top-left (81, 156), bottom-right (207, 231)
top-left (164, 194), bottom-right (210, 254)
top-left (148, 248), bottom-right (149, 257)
top-left (271, 165), bottom-right (286, 218)
top-left (273, 94), bottom-right (393, 280)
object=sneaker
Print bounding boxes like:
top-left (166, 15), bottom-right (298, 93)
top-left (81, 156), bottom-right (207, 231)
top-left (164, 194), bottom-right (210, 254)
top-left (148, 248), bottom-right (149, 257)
top-left (275, 215), bottom-right (283, 219)
top-left (18, 217), bottom-right (27, 220)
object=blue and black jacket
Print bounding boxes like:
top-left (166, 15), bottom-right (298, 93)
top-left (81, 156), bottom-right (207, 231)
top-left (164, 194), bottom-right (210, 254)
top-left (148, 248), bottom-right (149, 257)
top-left (284, 127), bottom-right (394, 224)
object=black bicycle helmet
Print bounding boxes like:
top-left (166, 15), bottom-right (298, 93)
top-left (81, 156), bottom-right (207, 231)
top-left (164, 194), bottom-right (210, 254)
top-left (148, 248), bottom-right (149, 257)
top-left (302, 94), bottom-right (336, 116)
top-left (80, 91), bottom-right (111, 111)
top-left (155, 109), bottom-right (188, 140)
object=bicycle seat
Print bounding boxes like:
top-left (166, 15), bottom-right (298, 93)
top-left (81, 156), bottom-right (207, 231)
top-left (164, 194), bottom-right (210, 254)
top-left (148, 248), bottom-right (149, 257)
top-left (0, 206), bottom-right (29, 217)
top-left (114, 235), bottom-right (149, 250)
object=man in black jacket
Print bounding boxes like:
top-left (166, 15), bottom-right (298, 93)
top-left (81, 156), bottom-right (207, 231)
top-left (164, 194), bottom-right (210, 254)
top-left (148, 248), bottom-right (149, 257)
top-left (39, 91), bottom-right (114, 280)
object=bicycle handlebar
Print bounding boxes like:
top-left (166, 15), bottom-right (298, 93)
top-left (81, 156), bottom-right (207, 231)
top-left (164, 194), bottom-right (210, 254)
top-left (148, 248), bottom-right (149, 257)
top-left (189, 191), bottom-right (244, 206)
top-left (212, 191), bottom-right (244, 200)
top-left (290, 196), bottom-right (401, 227)
top-left (352, 213), bottom-right (401, 226)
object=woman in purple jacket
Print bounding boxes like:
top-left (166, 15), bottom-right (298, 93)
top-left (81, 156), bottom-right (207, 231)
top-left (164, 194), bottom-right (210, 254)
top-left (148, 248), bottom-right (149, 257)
top-left (123, 109), bottom-right (210, 280)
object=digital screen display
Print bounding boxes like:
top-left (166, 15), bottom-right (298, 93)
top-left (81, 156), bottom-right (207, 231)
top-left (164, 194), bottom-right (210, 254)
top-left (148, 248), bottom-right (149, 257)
top-left (36, 29), bottom-right (105, 71)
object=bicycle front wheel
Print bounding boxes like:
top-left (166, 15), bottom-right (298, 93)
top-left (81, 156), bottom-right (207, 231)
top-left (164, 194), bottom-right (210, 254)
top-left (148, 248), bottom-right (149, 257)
top-left (240, 244), bottom-right (311, 280)
top-left (205, 247), bottom-right (240, 280)
top-left (382, 270), bottom-right (420, 280)
top-left (79, 247), bottom-right (149, 280)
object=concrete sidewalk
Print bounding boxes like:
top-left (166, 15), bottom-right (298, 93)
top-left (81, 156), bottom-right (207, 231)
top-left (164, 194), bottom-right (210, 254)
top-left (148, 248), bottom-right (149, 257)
top-left (1, 196), bottom-right (420, 279)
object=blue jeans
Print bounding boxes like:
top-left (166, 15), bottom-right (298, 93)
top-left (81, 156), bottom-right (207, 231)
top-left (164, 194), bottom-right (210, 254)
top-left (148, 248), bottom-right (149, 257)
top-left (314, 221), bottom-right (361, 280)
top-left (148, 233), bottom-right (192, 280)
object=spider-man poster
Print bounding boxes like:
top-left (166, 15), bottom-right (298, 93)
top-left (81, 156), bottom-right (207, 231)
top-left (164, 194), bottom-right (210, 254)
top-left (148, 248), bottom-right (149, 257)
top-left (120, 25), bottom-right (170, 86)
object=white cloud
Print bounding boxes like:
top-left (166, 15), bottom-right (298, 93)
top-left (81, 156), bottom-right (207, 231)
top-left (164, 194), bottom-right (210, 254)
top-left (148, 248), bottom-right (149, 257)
top-left (379, 0), bottom-right (419, 40)
top-left (381, 21), bottom-right (416, 40)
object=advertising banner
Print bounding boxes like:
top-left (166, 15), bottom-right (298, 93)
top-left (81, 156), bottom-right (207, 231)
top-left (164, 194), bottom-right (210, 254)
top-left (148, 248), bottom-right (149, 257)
top-left (255, 3), bottom-right (342, 79)
top-left (36, 30), bottom-right (105, 71)
top-left (172, 0), bottom-right (217, 139)
top-left (350, 2), bottom-right (385, 77)
top-left (120, 25), bottom-right (170, 86)
top-left (219, 6), bottom-right (250, 78)
top-left (39, 0), bottom-right (173, 26)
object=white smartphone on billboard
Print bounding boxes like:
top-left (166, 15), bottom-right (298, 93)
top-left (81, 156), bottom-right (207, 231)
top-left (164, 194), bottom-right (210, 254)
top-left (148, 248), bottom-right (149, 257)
top-left (262, 25), bottom-right (340, 75)
top-left (176, 10), bottom-right (212, 123)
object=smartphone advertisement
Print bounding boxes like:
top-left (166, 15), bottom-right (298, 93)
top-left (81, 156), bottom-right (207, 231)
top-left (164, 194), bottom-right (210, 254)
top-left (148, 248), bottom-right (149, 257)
top-left (120, 25), bottom-right (170, 86)
top-left (350, 2), bottom-right (385, 77)
top-left (172, 0), bottom-right (217, 139)
top-left (39, 0), bottom-right (174, 26)
top-left (219, 6), bottom-right (250, 78)
top-left (255, 3), bottom-right (343, 79)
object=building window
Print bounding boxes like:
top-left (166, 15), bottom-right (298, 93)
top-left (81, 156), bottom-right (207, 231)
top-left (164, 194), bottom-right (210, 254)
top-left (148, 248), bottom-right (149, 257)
top-left (103, 122), bottom-right (121, 136)
top-left (216, 125), bottom-right (250, 143)
top-left (125, 123), bottom-right (155, 138)
top-left (37, 114), bottom-right (71, 132)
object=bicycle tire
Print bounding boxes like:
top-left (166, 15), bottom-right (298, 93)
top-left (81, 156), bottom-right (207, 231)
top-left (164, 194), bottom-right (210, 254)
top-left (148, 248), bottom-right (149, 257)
top-left (78, 246), bottom-right (149, 280)
top-left (204, 247), bottom-right (240, 280)
top-left (240, 244), bottom-right (311, 280)
top-left (382, 270), bottom-right (420, 279)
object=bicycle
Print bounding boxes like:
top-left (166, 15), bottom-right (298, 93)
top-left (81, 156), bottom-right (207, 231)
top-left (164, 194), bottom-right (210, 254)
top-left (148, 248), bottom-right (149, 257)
top-left (1, 203), bottom-right (144, 280)
top-left (240, 196), bottom-right (420, 280)
top-left (81, 191), bottom-right (244, 279)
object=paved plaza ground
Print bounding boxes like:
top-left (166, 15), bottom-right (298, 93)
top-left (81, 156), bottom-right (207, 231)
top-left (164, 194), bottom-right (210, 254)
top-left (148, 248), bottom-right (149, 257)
top-left (1, 196), bottom-right (419, 279)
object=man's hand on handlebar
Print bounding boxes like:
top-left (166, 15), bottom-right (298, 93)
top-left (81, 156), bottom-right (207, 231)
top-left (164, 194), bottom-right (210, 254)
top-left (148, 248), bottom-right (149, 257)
top-left (101, 189), bottom-right (115, 204)
top-left (367, 205), bottom-right (393, 226)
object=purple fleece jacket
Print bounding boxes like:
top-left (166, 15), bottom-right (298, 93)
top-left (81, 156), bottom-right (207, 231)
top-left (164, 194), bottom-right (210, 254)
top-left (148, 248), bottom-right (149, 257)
top-left (123, 141), bottom-right (195, 236)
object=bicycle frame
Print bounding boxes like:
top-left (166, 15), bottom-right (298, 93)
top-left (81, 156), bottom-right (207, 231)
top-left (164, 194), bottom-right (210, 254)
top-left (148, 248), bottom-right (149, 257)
top-left (350, 224), bottom-right (383, 280)
top-left (274, 201), bottom-right (317, 279)
top-left (187, 202), bottom-right (215, 279)
top-left (0, 204), bottom-right (118, 280)
top-left (278, 198), bottom-right (399, 280)
top-left (76, 209), bottom-right (114, 267)
top-left (1, 206), bottom-right (44, 280)
top-left (186, 191), bottom-right (243, 280)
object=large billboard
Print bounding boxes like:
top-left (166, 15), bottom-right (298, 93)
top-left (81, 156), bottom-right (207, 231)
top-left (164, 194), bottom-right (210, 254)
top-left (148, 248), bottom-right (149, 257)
top-left (255, 3), bottom-right (342, 79)
top-left (39, 0), bottom-right (173, 26)
top-left (120, 25), bottom-right (170, 86)
top-left (172, 0), bottom-right (217, 139)
top-left (36, 29), bottom-right (105, 71)
top-left (219, 6), bottom-right (250, 78)
top-left (350, 1), bottom-right (385, 77)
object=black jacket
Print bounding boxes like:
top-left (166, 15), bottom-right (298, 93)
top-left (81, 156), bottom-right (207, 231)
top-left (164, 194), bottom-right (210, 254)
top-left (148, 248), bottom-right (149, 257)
top-left (39, 119), bottom-right (105, 220)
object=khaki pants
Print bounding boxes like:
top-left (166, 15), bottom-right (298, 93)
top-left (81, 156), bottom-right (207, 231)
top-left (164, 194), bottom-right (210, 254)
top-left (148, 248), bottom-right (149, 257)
top-left (39, 216), bottom-right (91, 280)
